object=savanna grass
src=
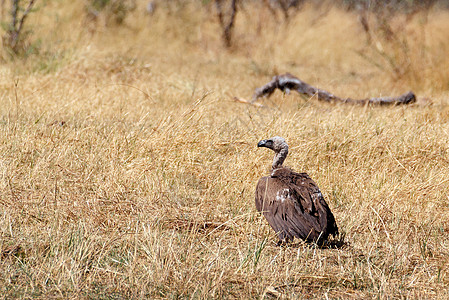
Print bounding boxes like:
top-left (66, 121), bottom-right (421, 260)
top-left (1, 1), bottom-right (449, 298)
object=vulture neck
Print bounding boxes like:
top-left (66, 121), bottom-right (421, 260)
top-left (272, 146), bottom-right (288, 169)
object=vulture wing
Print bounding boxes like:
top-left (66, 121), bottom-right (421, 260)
top-left (255, 168), bottom-right (338, 243)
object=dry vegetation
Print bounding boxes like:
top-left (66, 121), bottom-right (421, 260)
top-left (1, 1), bottom-right (449, 298)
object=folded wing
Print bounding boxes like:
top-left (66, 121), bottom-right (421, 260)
top-left (255, 168), bottom-right (338, 243)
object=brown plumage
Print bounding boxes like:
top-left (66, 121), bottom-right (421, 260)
top-left (255, 136), bottom-right (338, 245)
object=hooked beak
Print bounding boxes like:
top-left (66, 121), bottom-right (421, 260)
top-left (257, 139), bottom-right (267, 148)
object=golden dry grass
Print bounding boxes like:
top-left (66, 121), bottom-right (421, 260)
top-left (1, 1), bottom-right (449, 298)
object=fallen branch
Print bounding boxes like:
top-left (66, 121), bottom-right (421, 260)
top-left (250, 73), bottom-right (416, 105)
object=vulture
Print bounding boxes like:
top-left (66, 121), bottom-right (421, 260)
top-left (255, 136), bottom-right (338, 245)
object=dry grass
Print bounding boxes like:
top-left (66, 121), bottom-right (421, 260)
top-left (1, 1), bottom-right (449, 298)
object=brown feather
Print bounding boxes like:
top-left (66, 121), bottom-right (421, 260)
top-left (255, 167), bottom-right (338, 244)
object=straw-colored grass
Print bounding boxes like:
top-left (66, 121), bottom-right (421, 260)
top-left (1, 1), bottom-right (449, 298)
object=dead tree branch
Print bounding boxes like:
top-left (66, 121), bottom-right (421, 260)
top-left (250, 73), bottom-right (416, 105)
top-left (270, 0), bottom-right (304, 19)
top-left (215, 0), bottom-right (238, 48)
top-left (4, 0), bottom-right (36, 53)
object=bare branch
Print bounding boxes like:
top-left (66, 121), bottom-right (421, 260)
top-left (215, 0), bottom-right (238, 48)
top-left (16, 0), bottom-right (36, 38)
top-left (4, 0), bottom-right (37, 53)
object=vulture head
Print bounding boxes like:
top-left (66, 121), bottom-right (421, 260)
top-left (257, 136), bottom-right (289, 169)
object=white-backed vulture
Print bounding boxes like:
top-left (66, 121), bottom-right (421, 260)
top-left (255, 136), bottom-right (338, 245)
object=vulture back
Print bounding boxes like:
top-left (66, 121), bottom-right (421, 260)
top-left (255, 167), bottom-right (338, 244)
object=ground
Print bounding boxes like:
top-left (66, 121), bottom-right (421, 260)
top-left (0, 1), bottom-right (449, 298)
